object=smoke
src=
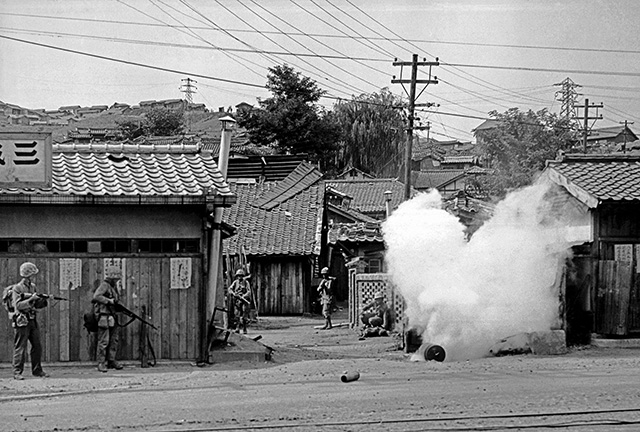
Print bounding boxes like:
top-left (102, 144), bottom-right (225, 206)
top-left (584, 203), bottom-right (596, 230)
top-left (383, 181), bottom-right (578, 361)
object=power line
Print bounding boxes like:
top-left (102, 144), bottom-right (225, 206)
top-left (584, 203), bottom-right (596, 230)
top-left (5, 11), bottom-right (640, 56)
top-left (0, 33), bottom-right (266, 89)
top-left (444, 62), bottom-right (640, 78)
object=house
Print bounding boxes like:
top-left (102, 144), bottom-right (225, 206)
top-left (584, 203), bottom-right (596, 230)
top-left (540, 153), bottom-right (640, 344)
top-left (472, 119), bottom-right (499, 145)
top-left (0, 137), bottom-right (236, 362)
top-left (578, 125), bottom-right (639, 152)
top-left (335, 166), bottom-right (375, 180)
top-left (222, 162), bottom-right (324, 314)
top-left (324, 178), bottom-right (409, 220)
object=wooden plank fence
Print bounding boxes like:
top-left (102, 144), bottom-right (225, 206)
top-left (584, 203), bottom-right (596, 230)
top-left (0, 256), bottom-right (203, 363)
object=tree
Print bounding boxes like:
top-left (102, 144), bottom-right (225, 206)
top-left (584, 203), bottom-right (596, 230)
top-left (143, 107), bottom-right (185, 136)
top-left (332, 88), bottom-right (405, 176)
top-left (474, 108), bottom-right (574, 198)
top-left (238, 65), bottom-right (341, 171)
top-left (116, 119), bottom-right (145, 140)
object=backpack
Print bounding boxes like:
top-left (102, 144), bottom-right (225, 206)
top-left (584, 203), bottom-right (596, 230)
top-left (2, 285), bottom-right (15, 313)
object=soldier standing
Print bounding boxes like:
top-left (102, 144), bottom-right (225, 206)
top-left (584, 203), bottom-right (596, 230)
top-left (92, 265), bottom-right (124, 372)
top-left (228, 269), bottom-right (251, 334)
top-left (9, 262), bottom-right (50, 380)
top-left (317, 267), bottom-right (334, 330)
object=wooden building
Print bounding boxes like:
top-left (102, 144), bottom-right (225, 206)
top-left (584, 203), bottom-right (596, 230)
top-left (541, 153), bottom-right (640, 343)
top-left (222, 162), bottom-right (324, 314)
top-left (0, 139), bottom-right (235, 362)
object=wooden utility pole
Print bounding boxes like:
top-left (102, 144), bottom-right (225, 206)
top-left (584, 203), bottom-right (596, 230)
top-left (619, 120), bottom-right (634, 153)
top-left (392, 55), bottom-right (439, 200)
top-left (575, 98), bottom-right (603, 153)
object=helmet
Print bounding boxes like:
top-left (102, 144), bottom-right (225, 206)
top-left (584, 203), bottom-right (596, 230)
top-left (374, 292), bottom-right (384, 300)
top-left (235, 269), bottom-right (245, 277)
top-left (320, 267), bottom-right (329, 275)
top-left (20, 262), bottom-right (39, 278)
top-left (104, 265), bottom-right (122, 279)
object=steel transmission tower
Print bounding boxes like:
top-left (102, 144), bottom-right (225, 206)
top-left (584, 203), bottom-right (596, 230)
top-left (180, 77), bottom-right (197, 104)
top-left (554, 77), bottom-right (581, 125)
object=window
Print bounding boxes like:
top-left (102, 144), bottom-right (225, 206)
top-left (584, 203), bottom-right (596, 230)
top-left (0, 238), bottom-right (199, 254)
top-left (365, 258), bottom-right (382, 274)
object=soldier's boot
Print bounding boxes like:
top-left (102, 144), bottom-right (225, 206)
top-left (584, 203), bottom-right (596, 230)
top-left (326, 317), bottom-right (333, 329)
top-left (107, 360), bottom-right (123, 370)
top-left (242, 321), bottom-right (247, 334)
top-left (320, 318), bottom-right (328, 330)
top-left (97, 363), bottom-right (108, 373)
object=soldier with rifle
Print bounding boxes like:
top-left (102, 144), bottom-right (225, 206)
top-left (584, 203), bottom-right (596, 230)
top-left (4, 262), bottom-right (52, 380)
top-left (92, 265), bottom-right (124, 372)
top-left (228, 269), bottom-right (251, 334)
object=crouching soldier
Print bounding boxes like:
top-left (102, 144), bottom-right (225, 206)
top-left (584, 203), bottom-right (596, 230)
top-left (92, 265), bottom-right (124, 372)
top-left (359, 292), bottom-right (391, 339)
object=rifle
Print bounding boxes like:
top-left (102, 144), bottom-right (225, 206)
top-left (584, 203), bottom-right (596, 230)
top-left (36, 293), bottom-right (69, 301)
top-left (113, 302), bottom-right (158, 330)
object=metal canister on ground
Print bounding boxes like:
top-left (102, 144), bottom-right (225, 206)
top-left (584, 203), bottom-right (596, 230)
top-left (340, 371), bottom-right (360, 382)
top-left (420, 342), bottom-right (446, 362)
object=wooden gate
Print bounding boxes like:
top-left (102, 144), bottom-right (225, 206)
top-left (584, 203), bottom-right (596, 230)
top-left (595, 260), bottom-right (633, 336)
top-left (0, 256), bottom-right (203, 363)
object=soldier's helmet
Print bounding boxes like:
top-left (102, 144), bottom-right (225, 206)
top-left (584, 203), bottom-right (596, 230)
top-left (104, 265), bottom-right (122, 280)
top-left (320, 267), bottom-right (329, 275)
top-left (235, 269), bottom-right (246, 277)
top-left (374, 292), bottom-right (384, 300)
top-left (20, 262), bottom-right (39, 278)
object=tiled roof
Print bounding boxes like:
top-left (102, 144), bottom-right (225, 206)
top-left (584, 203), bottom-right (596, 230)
top-left (442, 155), bottom-right (478, 164)
top-left (253, 162), bottom-right (323, 210)
top-left (225, 154), bottom-right (310, 181)
top-left (325, 178), bottom-right (410, 215)
top-left (223, 179), bottom-right (323, 256)
top-left (328, 221), bottom-right (384, 244)
top-left (327, 202), bottom-right (379, 224)
top-left (0, 143), bottom-right (234, 204)
top-left (586, 125), bottom-right (638, 143)
top-left (411, 170), bottom-right (465, 189)
top-left (544, 154), bottom-right (640, 207)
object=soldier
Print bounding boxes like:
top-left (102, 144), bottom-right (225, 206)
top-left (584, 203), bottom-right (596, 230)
top-left (359, 291), bottom-right (391, 337)
top-left (92, 265), bottom-right (124, 372)
top-left (9, 262), bottom-right (50, 380)
top-left (317, 267), bottom-right (334, 330)
top-left (228, 269), bottom-right (251, 334)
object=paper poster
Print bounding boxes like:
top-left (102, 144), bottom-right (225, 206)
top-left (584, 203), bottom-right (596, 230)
top-left (614, 244), bottom-right (633, 264)
top-left (636, 245), bottom-right (640, 274)
top-left (171, 257), bottom-right (192, 289)
top-left (103, 258), bottom-right (126, 290)
top-left (59, 258), bottom-right (82, 291)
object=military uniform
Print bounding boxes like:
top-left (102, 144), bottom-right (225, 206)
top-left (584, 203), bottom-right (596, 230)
top-left (228, 273), bottom-right (251, 334)
top-left (93, 270), bottom-right (122, 372)
top-left (317, 268), bottom-right (334, 330)
top-left (10, 262), bottom-right (48, 379)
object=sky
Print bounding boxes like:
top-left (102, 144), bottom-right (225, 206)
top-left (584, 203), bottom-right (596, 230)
top-left (1, 0), bottom-right (640, 141)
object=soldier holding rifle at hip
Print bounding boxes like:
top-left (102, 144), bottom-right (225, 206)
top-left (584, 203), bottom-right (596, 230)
top-left (92, 265), bottom-right (124, 372)
top-left (6, 262), bottom-right (50, 380)
top-left (228, 269), bottom-right (251, 334)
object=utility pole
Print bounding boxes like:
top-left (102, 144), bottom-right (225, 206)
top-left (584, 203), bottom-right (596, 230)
top-left (619, 120), bottom-right (634, 153)
top-left (574, 98), bottom-right (603, 153)
top-left (180, 77), bottom-right (197, 104)
top-left (392, 55), bottom-right (439, 200)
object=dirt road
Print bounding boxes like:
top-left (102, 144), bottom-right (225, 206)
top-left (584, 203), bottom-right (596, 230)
top-left (2, 312), bottom-right (640, 431)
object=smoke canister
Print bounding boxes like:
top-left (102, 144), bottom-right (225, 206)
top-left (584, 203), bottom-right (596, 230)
top-left (340, 371), bottom-right (360, 382)
top-left (421, 343), bottom-right (446, 362)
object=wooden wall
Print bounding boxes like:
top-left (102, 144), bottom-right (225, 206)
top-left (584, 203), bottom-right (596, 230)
top-left (0, 256), bottom-right (203, 363)
top-left (226, 256), bottom-right (312, 315)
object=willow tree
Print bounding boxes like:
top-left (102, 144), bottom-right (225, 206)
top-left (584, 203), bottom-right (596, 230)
top-left (332, 88), bottom-right (405, 177)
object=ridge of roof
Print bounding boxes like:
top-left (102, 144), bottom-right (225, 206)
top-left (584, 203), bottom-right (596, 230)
top-left (253, 161), bottom-right (323, 210)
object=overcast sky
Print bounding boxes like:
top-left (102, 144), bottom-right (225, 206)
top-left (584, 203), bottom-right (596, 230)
top-left (1, 0), bottom-right (639, 141)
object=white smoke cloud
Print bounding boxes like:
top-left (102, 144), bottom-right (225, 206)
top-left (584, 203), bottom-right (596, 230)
top-left (383, 182), bottom-right (579, 361)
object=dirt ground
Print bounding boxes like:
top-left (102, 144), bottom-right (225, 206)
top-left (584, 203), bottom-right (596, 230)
top-left (3, 305), bottom-right (640, 431)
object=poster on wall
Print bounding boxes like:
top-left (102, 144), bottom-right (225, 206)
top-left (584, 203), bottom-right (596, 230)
top-left (103, 258), bottom-right (126, 290)
top-left (614, 244), bottom-right (633, 264)
top-left (170, 257), bottom-right (192, 289)
top-left (636, 245), bottom-right (640, 274)
top-left (59, 258), bottom-right (82, 291)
